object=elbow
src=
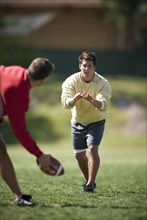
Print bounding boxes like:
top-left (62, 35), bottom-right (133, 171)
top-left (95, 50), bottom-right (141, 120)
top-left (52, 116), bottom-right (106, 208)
top-left (99, 100), bottom-right (110, 112)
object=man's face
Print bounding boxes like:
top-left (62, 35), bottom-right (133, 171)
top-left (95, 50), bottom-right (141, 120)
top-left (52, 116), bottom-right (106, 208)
top-left (79, 59), bottom-right (95, 82)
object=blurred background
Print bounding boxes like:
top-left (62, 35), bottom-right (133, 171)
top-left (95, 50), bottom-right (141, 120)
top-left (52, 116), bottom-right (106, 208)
top-left (0, 0), bottom-right (146, 148)
top-left (0, 0), bottom-right (147, 75)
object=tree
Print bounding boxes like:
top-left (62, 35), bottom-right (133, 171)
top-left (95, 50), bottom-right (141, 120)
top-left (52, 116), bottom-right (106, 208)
top-left (102, 0), bottom-right (147, 50)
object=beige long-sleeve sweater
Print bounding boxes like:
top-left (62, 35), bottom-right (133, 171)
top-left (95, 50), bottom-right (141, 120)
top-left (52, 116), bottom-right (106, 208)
top-left (61, 72), bottom-right (112, 124)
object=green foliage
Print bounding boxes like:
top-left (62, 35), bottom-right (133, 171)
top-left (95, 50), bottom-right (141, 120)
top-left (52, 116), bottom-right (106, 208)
top-left (103, 0), bottom-right (147, 23)
top-left (3, 75), bottom-right (146, 147)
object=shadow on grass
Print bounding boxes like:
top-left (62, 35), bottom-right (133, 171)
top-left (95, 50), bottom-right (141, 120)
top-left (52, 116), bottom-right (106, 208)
top-left (111, 206), bottom-right (144, 209)
top-left (47, 204), bottom-right (98, 209)
top-left (0, 203), bottom-right (98, 209)
top-left (0, 203), bottom-right (145, 210)
top-left (39, 204), bottom-right (145, 210)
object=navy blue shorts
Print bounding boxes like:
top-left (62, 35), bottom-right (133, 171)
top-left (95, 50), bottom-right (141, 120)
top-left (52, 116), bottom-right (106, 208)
top-left (71, 119), bottom-right (105, 153)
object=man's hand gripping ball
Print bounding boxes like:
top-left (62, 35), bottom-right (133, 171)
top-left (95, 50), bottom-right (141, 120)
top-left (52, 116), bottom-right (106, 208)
top-left (36, 154), bottom-right (64, 176)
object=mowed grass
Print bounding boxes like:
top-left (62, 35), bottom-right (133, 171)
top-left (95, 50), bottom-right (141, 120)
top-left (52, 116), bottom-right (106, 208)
top-left (0, 75), bottom-right (146, 219)
top-left (0, 144), bottom-right (146, 220)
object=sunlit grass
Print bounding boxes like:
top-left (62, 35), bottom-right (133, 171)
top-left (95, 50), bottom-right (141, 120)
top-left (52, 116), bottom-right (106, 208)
top-left (108, 76), bottom-right (146, 97)
top-left (108, 76), bottom-right (146, 107)
top-left (0, 145), bottom-right (146, 220)
top-left (1, 76), bottom-right (146, 220)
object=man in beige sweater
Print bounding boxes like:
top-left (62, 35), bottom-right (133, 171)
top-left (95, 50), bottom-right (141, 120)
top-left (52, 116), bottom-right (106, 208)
top-left (61, 51), bottom-right (111, 193)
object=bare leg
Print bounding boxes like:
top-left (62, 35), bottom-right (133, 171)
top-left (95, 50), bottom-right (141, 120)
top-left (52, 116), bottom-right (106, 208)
top-left (75, 151), bottom-right (88, 181)
top-left (87, 145), bottom-right (100, 185)
top-left (0, 134), bottom-right (22, 199)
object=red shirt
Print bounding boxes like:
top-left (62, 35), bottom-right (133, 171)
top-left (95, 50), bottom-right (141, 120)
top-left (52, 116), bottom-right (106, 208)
top-left (0, 65), bottom-right (43, 158)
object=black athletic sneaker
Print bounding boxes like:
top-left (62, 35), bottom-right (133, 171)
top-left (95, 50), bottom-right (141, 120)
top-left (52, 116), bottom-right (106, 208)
top-left (83, 184), bottom-right (95, 193)
top-left (93, 182), bottom-right (96, 189)
top-left (82, 182), bottom-right (96, 191)
top-left (14, 194), bottom-right (33, 206)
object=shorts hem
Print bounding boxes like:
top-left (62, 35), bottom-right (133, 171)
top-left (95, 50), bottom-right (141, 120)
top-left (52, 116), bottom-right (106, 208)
top-left (73, 148), bottom-right (87, 153)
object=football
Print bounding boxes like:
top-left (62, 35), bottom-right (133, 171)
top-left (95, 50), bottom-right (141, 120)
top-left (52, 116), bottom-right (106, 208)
top-left (36, 156), bottom-right (64, 176)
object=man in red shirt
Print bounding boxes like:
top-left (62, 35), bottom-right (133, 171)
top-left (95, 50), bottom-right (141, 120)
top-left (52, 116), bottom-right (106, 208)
top-left (0, 57), bottom-right (56, 206)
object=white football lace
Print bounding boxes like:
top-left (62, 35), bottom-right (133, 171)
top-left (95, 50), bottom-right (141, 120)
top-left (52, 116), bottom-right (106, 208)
top-left (55, 165), bottom-right (62, 176)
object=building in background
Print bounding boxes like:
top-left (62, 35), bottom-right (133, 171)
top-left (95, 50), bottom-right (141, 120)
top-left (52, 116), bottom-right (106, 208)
top-left (0, 0), bottom-right (147, 76)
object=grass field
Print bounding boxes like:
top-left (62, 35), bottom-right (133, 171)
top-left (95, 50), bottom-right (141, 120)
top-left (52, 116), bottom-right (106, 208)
top-left (0, 76), bottom-right (146, 220)
top-left (0, 143), bottom-right (146, 220)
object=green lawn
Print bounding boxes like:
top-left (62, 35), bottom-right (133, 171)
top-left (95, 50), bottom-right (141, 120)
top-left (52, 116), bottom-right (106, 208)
top-left (0, 76), bottom-right (146, 219)
top-left (0, 144), bottom-right (146, 220)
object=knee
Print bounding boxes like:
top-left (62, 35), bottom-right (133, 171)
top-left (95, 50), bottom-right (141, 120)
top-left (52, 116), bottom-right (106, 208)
top-left (75, 153), bottom-right (80, 161)
top-left (89, 146), bottom-right (99, 160)
top-left (74, 152), bottom-right (86, 161)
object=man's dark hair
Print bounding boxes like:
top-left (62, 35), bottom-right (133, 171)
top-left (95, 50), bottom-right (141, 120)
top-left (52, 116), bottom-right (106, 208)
top-left (78, 51), bottom-right (96, 67)
top-left (28, 57), bottom-right (55, 80)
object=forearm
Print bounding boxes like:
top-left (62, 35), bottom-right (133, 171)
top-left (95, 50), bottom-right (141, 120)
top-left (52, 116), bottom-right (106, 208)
top-left (65, 93), bottom-right (82, 108)
top-left (65, 96), bottom-right (104, 110)
top-left (9, 116), bottom-right (43, 158)
top-left (65, 97), bottom-right (76, 107)
top-left (81, 93), bottom-right (104, 110)
top-left (90, 98), bottom-right (103, 109)
top-left (15, 131), bottom-right (43, 158)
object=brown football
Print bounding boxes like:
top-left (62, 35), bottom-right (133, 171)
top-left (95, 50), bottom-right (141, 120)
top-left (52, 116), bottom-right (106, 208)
top-left (36, 156), bottom-right (64, 176)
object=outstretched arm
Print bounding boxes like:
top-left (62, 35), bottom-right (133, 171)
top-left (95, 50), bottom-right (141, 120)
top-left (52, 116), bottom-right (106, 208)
top-left (65, 93), bottom-right (82, 107)
top-left (80, 93), bottom-right (103, 109)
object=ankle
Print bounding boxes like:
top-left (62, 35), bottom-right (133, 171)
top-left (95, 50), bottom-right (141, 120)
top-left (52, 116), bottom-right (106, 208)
top-left (14, 193), bottom-right (22, 200)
